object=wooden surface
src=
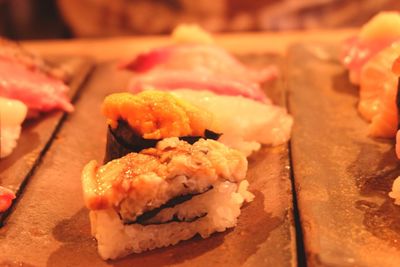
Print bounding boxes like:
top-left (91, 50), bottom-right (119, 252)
top-left (0, 55), bottom-right (296, 266)
top-left (288, 43), bottom-right (400, 267)
top-left (0, 57), bottom-right (93, 225)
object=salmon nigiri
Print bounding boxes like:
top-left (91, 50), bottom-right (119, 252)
top-left (359, 42), bottom-right (400, 130)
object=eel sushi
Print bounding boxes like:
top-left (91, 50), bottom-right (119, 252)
top-left (0, 38), bottom-right (73, 113)
top-left (102, 91), bottom-right (221, 162)
top-left (82, 137), bottom-right (254, 260)
top-left (0, 97), bottom-right (27, 158)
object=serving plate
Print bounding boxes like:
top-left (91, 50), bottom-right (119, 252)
top-left (288, 43), bottom-right (400, 267)
top-left (0, 55), bottom-right (296, 266)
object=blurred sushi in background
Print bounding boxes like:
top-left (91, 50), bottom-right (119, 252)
top-left (0, 38), bottom-right (74, 159)
top-left (0, 38), bottom-right (73, 115)
top-left (342, 12), bottom-right (400, 139)
top-left (342, 12), bottom-right (400, 204)
top-left (0, 97), bottom-right (27, 158)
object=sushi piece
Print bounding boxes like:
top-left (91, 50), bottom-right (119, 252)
top-left (342, 12), bottom-right (400, 85)
top-left (120, 43), bottom-right (278, 83)
top-left (102, 91), bottom-right (220, 162)
top-left (358, 42), bottom-right (400, 138)
top-left (127, 69), bottom-right (270, 103)
top-left (358, 43), bottom-right (400, 121)
top-left (360, 43), bottom-right (400, 137)
top-left (0, 186), bottom-right (15, 212)
top-left (170, 89), bottom-right (293, 156)
top-left (0, 38), bottom-right (73, 113)
top-left (0, 97), bottom-right (27, 158)
top-left (82, 137), bottom-right (254, 260)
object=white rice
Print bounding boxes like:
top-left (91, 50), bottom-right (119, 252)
top-left (0, 126), bottom-right (22, 158)
top-left (90, 180), bottom-right (254, 260)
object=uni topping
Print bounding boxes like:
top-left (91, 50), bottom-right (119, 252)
top-left (101, 90), bottom-right (215, 139)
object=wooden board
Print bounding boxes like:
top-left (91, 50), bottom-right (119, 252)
top-left (288, 43), bottom-right (400, 267)
top-left (0, 57), bottom-right (93, 224)
top-left (0, 55), bottom-right (296, 266)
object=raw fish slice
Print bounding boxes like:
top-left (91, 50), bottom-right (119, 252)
top-left (0, 59), bottom-right (73, 112)
top-left (342, 12), bottom-right (400, 84)
top-left (170, 89), bottom-right (293, 156)
top-left (127, 70), bottom-right (270, 103)
top-left (0, 38), bottom-right (68, 81)
top-left (358, 43), bottom-right (400, 121)
top-left (0, 97), bottom-right (27, 158)
top-left (342, 37), bottom-right (399, 84)
top-left (120, 44), bottom-right (278, 83)
top-left (0, 186), bottom-right (15, 212)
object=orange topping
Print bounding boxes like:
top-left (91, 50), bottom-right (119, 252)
top-left (102, 91), bottom-right (212, 139)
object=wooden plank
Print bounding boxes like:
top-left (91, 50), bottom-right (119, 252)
top-left (0, 57), bottom-right (93, 223)
top-left (288, 43), bottom-right (400, 266)
top-left (0, 55), bottom-right (296, 266)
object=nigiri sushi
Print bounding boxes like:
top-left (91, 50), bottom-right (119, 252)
top-left (0, 186), bottom-right (15, 213)
top-left (82, 137), bottom-right (253, 260)
top-left (169, 89), bottom-right (293, 156)
top-left (120, 43), bottom-right (278, 83)
top-left (127, 69), bottom-right (270, 103)
top-left (101, 91), bottom-right (220, 162)
top-left (342, 11), bottom-right (400, 85)
top-left (0, 97), bottom-right (27, 158)
top-left (0, 38), bottom-right (73, 113)
top-left (358, 42), bottom-right (400, 138)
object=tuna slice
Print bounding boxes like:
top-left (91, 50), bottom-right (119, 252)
top-left (0, 59), bottom-right (73, 112)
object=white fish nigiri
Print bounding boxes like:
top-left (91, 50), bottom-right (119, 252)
top-left (170, 89), bottom-right (293, 156)
top-left (0, 97), bottom-right (27, 158)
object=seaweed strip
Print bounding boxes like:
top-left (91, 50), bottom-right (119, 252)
top-left (104, 120), bottom-right (221, 163)
top-left (124, 186), bottom-right (213, 225)
top-left (137, 212), bottom-right (208, 226)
